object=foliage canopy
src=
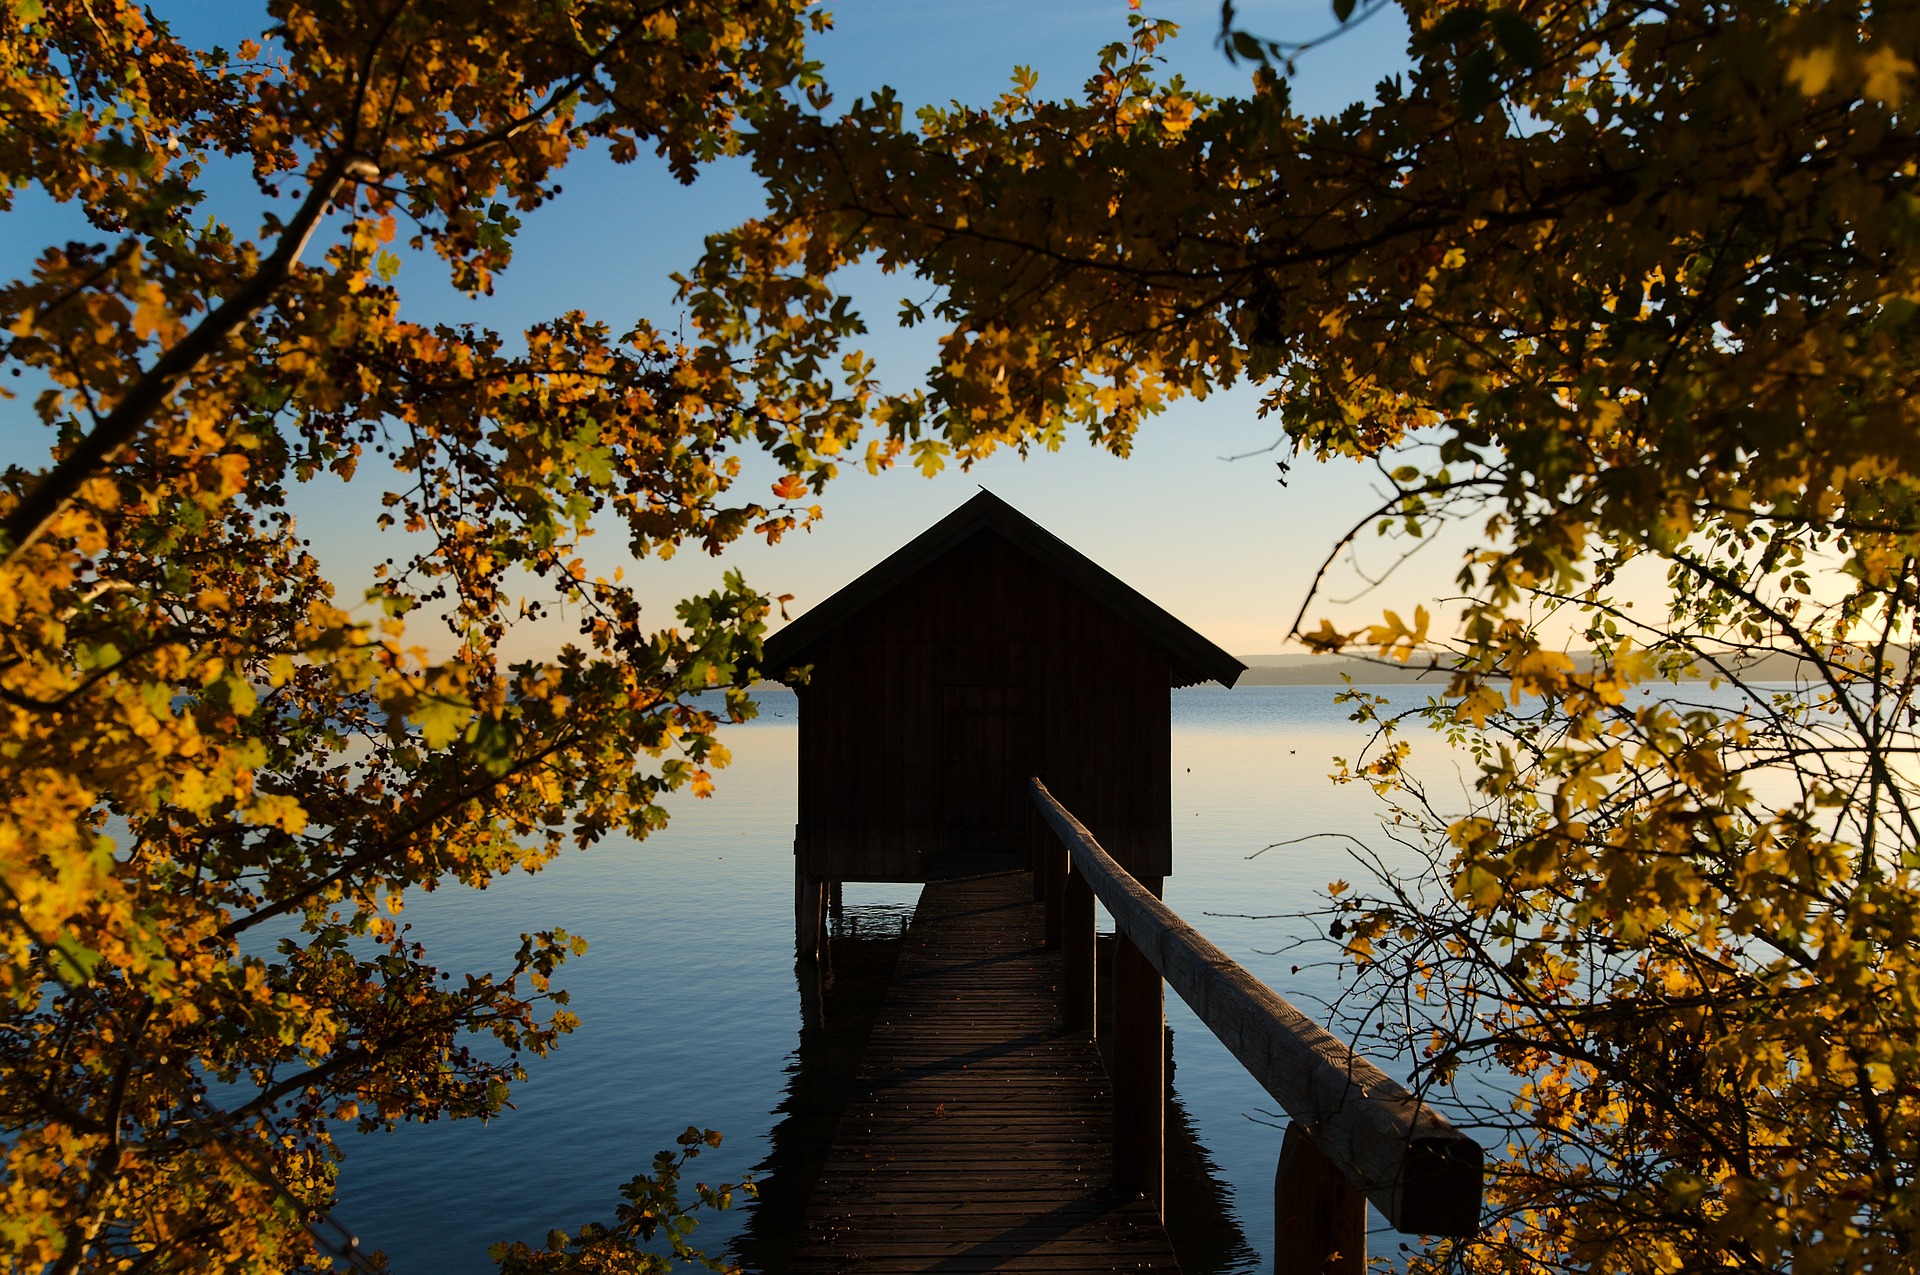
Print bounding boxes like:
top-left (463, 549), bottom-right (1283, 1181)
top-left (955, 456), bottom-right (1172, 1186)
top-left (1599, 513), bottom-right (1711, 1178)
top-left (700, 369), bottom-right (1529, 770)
top-left (9, 0), bottom-right (1920, 1266)
top-left (687, 1), bottom-right (1920, 1270)
top-left (0, 0), bottom-right (824, 1268)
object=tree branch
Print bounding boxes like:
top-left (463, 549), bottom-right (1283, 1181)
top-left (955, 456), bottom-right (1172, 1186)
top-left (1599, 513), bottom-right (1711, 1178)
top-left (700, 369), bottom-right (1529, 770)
top-left (2, 157), bottom-right (354, 567)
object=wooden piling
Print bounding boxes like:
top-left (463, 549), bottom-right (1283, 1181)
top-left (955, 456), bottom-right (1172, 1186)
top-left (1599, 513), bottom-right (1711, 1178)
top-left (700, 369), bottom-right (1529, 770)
top-left (1112, 875), bottom-right (1165, 1216)
top-left (1275, 1124), bottom-right (1367, 1275)
top-left (1062, 861), bottom-right (1095, 1035)
top-left (1042, 829), bottom-right (1067, 950)
top-left (796, 864), bottom-right (827, 962)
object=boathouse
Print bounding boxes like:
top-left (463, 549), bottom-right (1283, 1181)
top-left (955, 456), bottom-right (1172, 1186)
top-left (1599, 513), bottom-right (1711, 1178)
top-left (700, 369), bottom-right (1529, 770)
top-left (763, 490), bottom-right (1245, 941)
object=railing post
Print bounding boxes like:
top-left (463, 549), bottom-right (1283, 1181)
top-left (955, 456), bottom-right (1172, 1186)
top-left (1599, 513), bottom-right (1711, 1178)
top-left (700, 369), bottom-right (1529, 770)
top-left (1043, 830), bottom-right (1067, 949)
top-left (1029, 802), bottom-right (1048, 902)
top-left (1062, 860), bottom-right (1094, 1035)
top-left (1276, 1124), bottom-right (1366, 1275)
top-left (1112, 873), bottom-right (1164, 1216)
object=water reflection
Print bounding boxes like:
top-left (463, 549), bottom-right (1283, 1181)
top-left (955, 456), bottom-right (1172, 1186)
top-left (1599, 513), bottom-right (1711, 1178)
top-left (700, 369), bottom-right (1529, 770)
top-left (729, 912), bottom-right (905, 1275)
top-left (730, 907), bottom-right (1257, 1275)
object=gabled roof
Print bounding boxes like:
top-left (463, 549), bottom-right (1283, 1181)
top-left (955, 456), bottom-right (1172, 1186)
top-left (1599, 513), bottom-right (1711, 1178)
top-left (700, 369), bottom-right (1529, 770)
top-left (762, 490), bottom-right (1245, 689)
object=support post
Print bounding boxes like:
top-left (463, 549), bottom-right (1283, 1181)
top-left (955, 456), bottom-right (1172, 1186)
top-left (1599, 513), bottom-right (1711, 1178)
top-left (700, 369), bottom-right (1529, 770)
top-left (1112, 873), bottom-right (1164, 1216)
top-left (1030, 804), bottom-right (1048, 902)
top-left (1275, 1123), bottom-right (1367, 1275)
top-left (1062, 860), bottom-right (1094, 1035)
top-left (795, 864), bottom-right (826, 962)
top-left (796, 945), bottom-right (826, 1030)
top-left (1043, 833), bottom-right (1067, 950)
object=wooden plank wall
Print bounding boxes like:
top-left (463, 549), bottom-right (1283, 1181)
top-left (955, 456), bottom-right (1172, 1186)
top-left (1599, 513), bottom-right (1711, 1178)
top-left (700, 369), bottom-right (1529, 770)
top-left (797, 532), bottom-right (1173, 883)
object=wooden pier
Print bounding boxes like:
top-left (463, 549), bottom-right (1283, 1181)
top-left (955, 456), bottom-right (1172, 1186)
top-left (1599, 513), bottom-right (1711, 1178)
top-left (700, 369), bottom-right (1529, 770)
top-left (790, 862), bottom-right (1181, 1273)
top-left (789, 788), bottom-right (1486, 1275)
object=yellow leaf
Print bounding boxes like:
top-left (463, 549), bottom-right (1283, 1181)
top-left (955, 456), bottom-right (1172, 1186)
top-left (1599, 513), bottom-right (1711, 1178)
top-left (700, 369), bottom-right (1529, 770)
top-left (248, 794), bottom-right (309, 835)
top-left (1466, 867), bottom-right (1502, 908)
top-left (1862, 46), bottom-right (1915, 104)
top-left (213, 453), bottom-right (249, 494)
top-left (131, 284), bottom-right (181, 343)
top-left (1787, 45), bottom-right (1841, 97)
top-left (1299, 619), bottom-right (1352, 652)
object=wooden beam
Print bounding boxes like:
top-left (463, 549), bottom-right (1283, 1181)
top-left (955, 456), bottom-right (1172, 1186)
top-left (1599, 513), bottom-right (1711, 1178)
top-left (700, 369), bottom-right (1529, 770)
top-left (1276, 1123), bottom-right (1366, 1275)
top-left (1029, 777), bottom-right (1482, 1236)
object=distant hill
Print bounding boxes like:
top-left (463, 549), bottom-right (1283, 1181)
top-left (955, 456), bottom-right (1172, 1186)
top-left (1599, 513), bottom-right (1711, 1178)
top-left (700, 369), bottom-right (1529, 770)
top-left (1234, 654), bottom-right (1452, 685)
top-left (757, 650), bottom-right (1885, 694)
top-left (1233, 650), bottom-right (1858, 686)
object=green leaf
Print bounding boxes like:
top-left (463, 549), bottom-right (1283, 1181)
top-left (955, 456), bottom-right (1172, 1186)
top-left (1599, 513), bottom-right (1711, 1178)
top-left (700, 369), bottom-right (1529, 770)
top-left (50, 932), bottom-right (101, 986)
top-left (1491, 11), bottom-right (1544, 68)
top-left (1458, 48), bottom-right (1501, 116)
top-left (76, 641), bottom-right (122, 671)
top-left (575, 442), bottom-right (615, 486)
top-left (410, 692), bottom-right (475, 750)
top-left (1432, 6), bottom-right (1487, 41)
top-left (466, 711), bottom-right (515, 777)
top-left (216, 674), bottom-right (258, 717)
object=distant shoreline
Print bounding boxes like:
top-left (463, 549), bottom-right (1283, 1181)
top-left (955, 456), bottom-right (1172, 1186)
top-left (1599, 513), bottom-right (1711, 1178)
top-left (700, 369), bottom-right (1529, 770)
top-left (1231, 650), bottom-right (1833, 685)
top-left (747, 650), bottom-right (1855, 693)
top-left (1232, 659), bottom-right (1450, 686)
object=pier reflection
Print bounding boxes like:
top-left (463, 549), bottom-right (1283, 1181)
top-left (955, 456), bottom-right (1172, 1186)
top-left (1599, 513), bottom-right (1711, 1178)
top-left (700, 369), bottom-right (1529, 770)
top-left (729, 910), bottom-right (1257, 1275)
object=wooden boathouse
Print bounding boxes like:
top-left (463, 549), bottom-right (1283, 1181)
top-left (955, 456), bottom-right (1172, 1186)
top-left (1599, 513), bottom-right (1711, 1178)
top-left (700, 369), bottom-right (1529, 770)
top-left (762, 488), bottom-right (1246, 923)
top-left (760, 492), bottom-right (1484, 1272)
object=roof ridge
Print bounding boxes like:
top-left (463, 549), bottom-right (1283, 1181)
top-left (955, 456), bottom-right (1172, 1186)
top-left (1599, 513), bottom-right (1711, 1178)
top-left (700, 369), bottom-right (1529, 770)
top-left (761, 490), bottom-right (1245, 689)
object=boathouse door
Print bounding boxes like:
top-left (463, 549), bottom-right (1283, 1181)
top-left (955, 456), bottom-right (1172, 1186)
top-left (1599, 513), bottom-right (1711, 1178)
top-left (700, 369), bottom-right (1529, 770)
top-left (941, 682), bottom-right (1030, 856)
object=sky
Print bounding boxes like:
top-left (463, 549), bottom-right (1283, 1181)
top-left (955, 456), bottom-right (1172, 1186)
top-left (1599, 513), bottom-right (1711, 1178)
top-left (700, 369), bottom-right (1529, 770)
top-left (2, 0), bottom-right (1449, 660)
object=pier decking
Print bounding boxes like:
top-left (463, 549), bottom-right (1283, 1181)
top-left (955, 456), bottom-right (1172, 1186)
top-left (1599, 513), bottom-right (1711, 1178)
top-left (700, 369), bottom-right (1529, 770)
top-left (789, 863), bottom-right (1182, 1274)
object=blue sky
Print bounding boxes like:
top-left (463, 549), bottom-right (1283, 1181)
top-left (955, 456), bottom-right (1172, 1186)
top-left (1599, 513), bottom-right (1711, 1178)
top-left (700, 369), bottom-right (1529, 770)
top-left (3, 1), bottom-right (1444, 657)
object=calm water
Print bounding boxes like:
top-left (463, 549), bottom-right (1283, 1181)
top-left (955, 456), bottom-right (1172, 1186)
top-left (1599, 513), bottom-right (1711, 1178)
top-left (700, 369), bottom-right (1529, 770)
top-left (332, 684), bottom-right (1449, 1272)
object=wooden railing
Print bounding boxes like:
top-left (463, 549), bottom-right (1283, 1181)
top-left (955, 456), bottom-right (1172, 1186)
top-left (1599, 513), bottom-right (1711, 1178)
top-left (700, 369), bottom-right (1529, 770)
top-left (1028, 778), bottom-right (1482, 1274)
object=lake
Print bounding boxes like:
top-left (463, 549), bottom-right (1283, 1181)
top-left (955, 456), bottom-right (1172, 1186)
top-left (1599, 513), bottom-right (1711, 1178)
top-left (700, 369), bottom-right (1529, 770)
top-left (331, 683), bottom-right (1453, 1272)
